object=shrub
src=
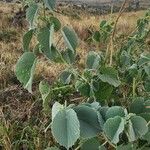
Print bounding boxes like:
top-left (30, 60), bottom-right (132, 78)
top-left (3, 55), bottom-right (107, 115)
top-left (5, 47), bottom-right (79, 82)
top-left (15, 0), bottom-right (150, 149)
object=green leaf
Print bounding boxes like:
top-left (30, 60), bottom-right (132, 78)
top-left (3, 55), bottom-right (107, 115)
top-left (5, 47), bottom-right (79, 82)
top-left (130, 98), bottom-right (145, 114)
top-left (144, 78), bottom-right (150, 92)
top-left (98, 107), bottom-right (109, 121)
top-left (51, 108), bottom-right (80, 149)
top-left (120, 51), bottom-right (131, 68)
top-left (144, 100), bottom-right (150, 113)
top-left (106, 106), bottom-right (126, 119)
top-left (138, 53), bottom-right (150, 66)
top-left (15, 52), bottom-right (37, 93)
top-left (130, 98), bottom-right (150, 114)
top-left (86, 51), bottom-right (101, 70)
top-left (23, 29), bottom-right (34, 52)
top-left (61, 49), bottom-right (75, 64)
top-left (33, 43), bottom-right (40, 55)
top-left (98, 67), bottom-right (121, 87)
top-left (61, 26), bottom-right (78, 53)
top-left (142, 125), bottom-right (150, 143)
top-left (81, 138), bottom-right (100, 150)
top-left (128, 64), bottom-right (138, 78)
top-left (59, 71), bottom-right (73, 84)
top-left (49, 17), bottom-right (61, 32)
top-left (139, 113), bottom-right (150, 122)
top-left (92, 80), bottom-right (113, 101)
top-left (144, 65), bottom-right (150, 77)
top-left (116, 143), bottom-right (137, 150)
top-left (126, 119), bottom-right (136, 142)
top-left (99, 145), bottom-right (107, 150)
top-left (104, 116), bottom-right (124, 144)
top-left (74, 105), bottom-right (102, 139)
top-left (39, 80), bottom-right (51, 111)
top-left (127, 115), bottom-right (148, 141)
top-left (100, 20), bottom-right (107, 28)
top-left (39, 80), bottom-right (50, 101)
top-left (75, 80), bottom-right (91, 97)
top-left (131, 116), bottom-right (148, 136)
top-left (93, 31), bottom-right (100, 42)
top-left (44, 0), bottom-right (56, 11)
top-left (26, 3), bottom-right (38, 29)
top-left (50, 45), bottom-right (62, 62)
top-left (97, 111), bottom-right (105, 129)
top-left (38, 25), bottom-right (54, 59)
top-left (45, 147), bottom-right (59, 150)
top-left (52, 102), bottom-right (63, 121)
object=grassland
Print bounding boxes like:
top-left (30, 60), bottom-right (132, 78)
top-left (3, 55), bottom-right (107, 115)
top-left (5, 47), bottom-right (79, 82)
top-left (0, 1), bottom-right (148, 149)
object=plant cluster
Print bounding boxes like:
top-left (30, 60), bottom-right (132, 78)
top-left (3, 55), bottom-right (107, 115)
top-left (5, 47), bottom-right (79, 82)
top-left (14, 0), bottom-right (150, 149)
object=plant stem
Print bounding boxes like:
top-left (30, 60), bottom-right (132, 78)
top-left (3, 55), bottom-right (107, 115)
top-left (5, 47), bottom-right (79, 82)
top-left (43, 2), bottom-right (46, 18)
top-left (51, 85), bottom-right (72, 91)
top-left (109, 0), bottom-right (127, 66)
top-left (132, 78), bottom-right (136, 98)
top-left (102, 133), bottom-right (116, 149)
top-left (147, 121), bottom-right (150, 126)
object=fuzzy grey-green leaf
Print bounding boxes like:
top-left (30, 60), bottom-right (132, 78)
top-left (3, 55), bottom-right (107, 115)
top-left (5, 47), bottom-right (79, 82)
top-left (81, 138), bottom-right (100, 150)
top-left (104, 116), bottom-right (124, 144)
top-left (44, 0), bottom-right (56, 11)
top-left (106, 106), bottom-right (126, 119)
top-left (23, 29), bottom-right (34, 52)
top-left (74, 105), bottom-right (102, 139)
top-left (52, 102), bottom-right (63, 121)
top-left (86, 51), bottom-right (101, 70)
top-left (99, 67), bottom-right (121, 87)
top-left (38, 25), bottom-right (54, 59)
top-left (15, 52), bottom-right (37, 93)
top-left (26, 3), bottom-right (38, 29)
top-left (39, 80), bottom-right (50, 101)
top-left (129, 116), bottom-right (148, 139)
top-left (51, 108), bottom-right (80, 149)
top-left (62, 26), bottom-right (78, 53)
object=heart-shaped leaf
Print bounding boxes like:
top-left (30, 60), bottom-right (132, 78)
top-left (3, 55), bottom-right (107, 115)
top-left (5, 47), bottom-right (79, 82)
top-left (74, 105), bottom-right (102, 139)
top-left (51, 108), bottom-right (80, 149)
top-left (62, 26), bottom-right (78, 53)
top-left (26, 3), bottom-right (38, 29)
top-left (75, 80), bottom-right (91, 97)
top-left (104, 116), bottom-right (124, 144)
top-left (15, 52), bottom-right (37, 93)
top-left (93, 31), bottom-right (101, 42)
top-left (52, 102), bottom-right (63, 121)
top-left (81, 138), bottom-right (101, 150)
top-left (39, 80), bottom-right (51, 111)
top-left (106, 106), bottom-right (126, 119)
top-left (138, 53), bottom-right (150, 66)
top-left (61, 49), bottom-right (75, 64)
top-left (86, 51), bottom-right (101, 70)
top-left (38, 25), bottom-right (54, 59)
top-left (126, 115), bottom-right (148, 142)
top-left (44, 0), bottom-right (56, 11)
top-left (23, 29), bottom-right (34, 52)
top-left (98, 67), bottom-right (121, 87)
top-left (49, 17), bottom-right (61, 32)
top-left (59, 71), bottom-right (73, 84)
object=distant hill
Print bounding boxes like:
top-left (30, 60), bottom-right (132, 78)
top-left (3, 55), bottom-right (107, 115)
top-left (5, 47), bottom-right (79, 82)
top-left (58, 0), bottom-right (150, 8)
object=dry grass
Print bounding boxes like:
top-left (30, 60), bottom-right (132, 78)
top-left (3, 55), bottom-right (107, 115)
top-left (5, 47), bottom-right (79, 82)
top-left (0, 1), bottom-right (147, 90)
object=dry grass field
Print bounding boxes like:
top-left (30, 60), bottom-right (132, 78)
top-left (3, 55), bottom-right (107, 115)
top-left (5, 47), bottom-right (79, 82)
top-left (0, 2), bottom-right (146, 89)
top-left (0, 1), bottom-right (149, 149)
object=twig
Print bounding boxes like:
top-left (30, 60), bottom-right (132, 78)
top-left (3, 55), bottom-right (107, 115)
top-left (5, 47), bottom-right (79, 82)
top-left (109, 0), bottom-right (128, 66)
